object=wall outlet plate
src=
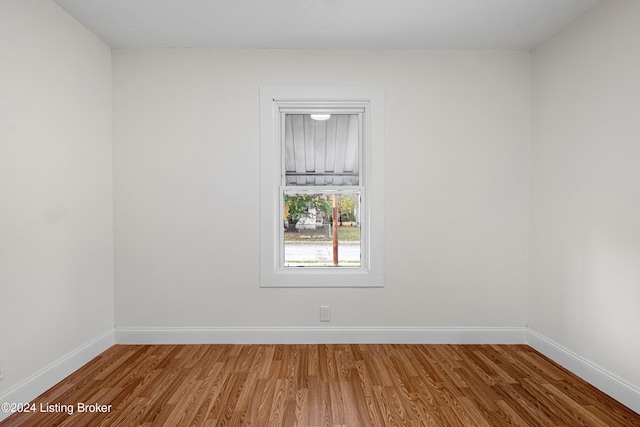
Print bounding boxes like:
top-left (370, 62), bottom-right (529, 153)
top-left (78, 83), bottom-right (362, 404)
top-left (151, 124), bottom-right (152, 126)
top-left (0, 357), bottom-right (4, 380)
top-left (320, 305), bottom-right (331, 322)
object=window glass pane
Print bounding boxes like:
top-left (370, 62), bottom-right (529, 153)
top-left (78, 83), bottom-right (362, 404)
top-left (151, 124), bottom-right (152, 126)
top-left (284, 114), bottom-right (359, 186)
top-left (283, 191), bottom-right (361, 267)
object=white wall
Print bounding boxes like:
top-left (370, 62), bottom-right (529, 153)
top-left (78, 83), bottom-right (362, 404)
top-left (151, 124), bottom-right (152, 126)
top-left (530, 0), bottom-right (640, 389)
top-left (0, 0), bottom-right (113, 396)
top-left (112, 49), bottom-right (530, 329)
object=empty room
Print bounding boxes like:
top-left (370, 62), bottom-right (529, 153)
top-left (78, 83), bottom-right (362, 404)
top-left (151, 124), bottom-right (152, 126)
top-left (1, 0), bottom-right (639, 425)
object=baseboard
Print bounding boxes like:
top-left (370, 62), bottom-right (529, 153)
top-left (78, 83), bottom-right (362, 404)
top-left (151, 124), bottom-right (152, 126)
top-left (0, 330), bottom-right (115, 422)
top-left (527, 328), bottom-right (640, 415)
top-left (115, 326), bottom-right (528, 345)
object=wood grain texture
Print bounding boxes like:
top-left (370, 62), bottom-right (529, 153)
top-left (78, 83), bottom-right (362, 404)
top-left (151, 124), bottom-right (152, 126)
top-left (2, 344), bottom-right (639, 426)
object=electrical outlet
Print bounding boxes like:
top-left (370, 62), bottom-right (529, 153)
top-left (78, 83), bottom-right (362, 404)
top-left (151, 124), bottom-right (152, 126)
top-left (0, 357), bottom-right (4, 380)
top-left (320, 305), bottom-right (331, 322)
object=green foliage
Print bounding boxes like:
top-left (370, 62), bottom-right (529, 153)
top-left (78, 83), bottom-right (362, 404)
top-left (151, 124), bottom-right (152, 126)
top-left (337, 194), bottom-right (357, 221)
top-left (284, 193), bottom-right (359, 222)
top-left (284, 194), bottom-right (332, 222)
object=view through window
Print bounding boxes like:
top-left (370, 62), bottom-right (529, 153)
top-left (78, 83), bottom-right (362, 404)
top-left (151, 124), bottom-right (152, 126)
top-left (281, 113), bottom-right (363, 268)
top-left (284, 190), bottom-right (361, 267)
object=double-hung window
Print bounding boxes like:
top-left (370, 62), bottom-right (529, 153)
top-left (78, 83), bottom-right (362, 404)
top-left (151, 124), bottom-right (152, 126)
top-left (260, 86), bottom-right (384, 287)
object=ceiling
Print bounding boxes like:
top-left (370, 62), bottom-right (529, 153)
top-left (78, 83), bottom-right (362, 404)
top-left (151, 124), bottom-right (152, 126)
top-left (53, 0), bottom-right (602, 50)
top-left (285, 114), bottom-right (360, 186)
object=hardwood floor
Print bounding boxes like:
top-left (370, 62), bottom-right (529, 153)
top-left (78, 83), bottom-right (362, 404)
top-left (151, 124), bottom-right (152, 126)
top-left (2, 344), bottom-right (639, 426)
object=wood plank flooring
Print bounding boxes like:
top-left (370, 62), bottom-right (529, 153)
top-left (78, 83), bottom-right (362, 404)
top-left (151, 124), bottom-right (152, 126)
top-left (2, 344), bottom-right (639, 426)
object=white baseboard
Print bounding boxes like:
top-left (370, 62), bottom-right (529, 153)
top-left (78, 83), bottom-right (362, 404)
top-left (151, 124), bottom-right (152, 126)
top-left (527, 328), bottom-right (640, 415)
top-left (115, 326), bottom-right (528, 345)
top-left (0, 330), bottom-right (115, 422)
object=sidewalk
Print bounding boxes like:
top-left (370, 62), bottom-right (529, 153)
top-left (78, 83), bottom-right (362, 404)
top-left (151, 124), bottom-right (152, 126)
top-left (284, 242), bottom-right (361, 265)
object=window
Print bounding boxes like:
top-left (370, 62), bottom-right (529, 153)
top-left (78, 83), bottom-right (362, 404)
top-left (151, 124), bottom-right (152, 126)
top-left (260, 86), bottom-right (384, 287)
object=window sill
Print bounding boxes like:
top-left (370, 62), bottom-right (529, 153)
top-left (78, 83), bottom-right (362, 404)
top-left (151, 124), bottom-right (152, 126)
top-left (260, 270), bottom-right (384, 288)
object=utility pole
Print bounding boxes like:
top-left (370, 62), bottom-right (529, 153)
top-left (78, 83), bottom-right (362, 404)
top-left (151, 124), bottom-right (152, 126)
top-left (332, 194), bottom-right (338, 265)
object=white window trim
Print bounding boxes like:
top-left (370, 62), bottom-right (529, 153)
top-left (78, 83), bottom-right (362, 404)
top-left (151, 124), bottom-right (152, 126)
top-left (259, 85), bottom-right (384, 288)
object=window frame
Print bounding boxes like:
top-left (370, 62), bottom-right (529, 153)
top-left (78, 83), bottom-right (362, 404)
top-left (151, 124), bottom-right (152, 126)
top-left (259, 86), bottom-right (384, 288)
